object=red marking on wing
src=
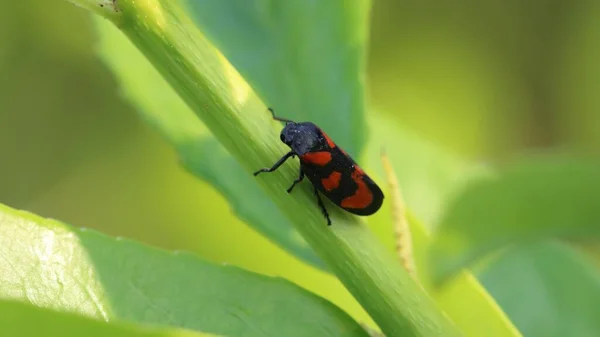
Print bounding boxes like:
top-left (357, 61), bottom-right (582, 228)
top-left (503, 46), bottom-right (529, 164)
top-left (321, 171), bottom-right (342, 191)
top-left (301, 151), bottom-right (332, 166)
top-left (341, 170), bottom-right (373, 209)
top-left (321, 130), bottom-right (336, 148)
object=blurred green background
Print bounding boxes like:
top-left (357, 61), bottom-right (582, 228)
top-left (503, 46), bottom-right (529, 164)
top-left (1, 0), bottom-right (599, 328)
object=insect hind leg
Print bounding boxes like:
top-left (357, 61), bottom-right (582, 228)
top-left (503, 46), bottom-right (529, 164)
top-left (287, 169), bottom-right (305, 193)
top-left (312, 184), bottom-right (331, 226)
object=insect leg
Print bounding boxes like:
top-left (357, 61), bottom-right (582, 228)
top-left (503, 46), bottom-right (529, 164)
top-left (268, 107), bottom-right (295, 123)
top-left (254, 151), bottom-right (295, 176)
top-left (286, 169), bottom-right (305, 193)
top-left (313, 184), bottom-right (332, 226)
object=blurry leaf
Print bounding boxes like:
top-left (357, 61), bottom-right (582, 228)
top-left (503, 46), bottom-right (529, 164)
top-left (0, 203), bottom-right (369, 337)
top-left (0, 300), bottom-right (219, 337)
top-left (479, 241), bottom-right (600, 337)
top-left (430, 156), bottom-right (600, 281)
top-left (366, 112), bottom-right (520, 336)
top-left (364, 113), bottom-right (477, 228)
top-left (407, 213), bottom-right (521, 337)
top-left (185, 0), bottom-right (370, 156)
top-left (365, 116), bottom-right (520, 337)
top-left (94, 15), bottom-right (326, 271)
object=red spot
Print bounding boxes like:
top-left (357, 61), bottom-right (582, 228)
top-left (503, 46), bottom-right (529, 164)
top-left (321, 130), bottom-right (336, 148)
top-left (341, 171), bottom-right (373, 209)
top-left (301, 151), bottom-right (331, 166)
top-left (321, 171), bottom-right (342, 191)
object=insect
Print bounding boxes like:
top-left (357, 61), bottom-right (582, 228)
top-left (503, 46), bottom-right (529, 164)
top-left (254, 108), bottom-right (384, 225)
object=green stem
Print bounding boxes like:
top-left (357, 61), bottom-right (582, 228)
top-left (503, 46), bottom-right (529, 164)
top-left (71, 0), bottom-right (462, 336)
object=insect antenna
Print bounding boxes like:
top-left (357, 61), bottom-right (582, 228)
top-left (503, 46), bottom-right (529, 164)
top-left (268, 107), bottom-right (294, 124)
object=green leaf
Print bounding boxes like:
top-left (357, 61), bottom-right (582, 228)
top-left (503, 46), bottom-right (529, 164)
top-left (363, 114), bottom-right (521, 337)
top-left (407, 212), bottom-right (521, 337)
top-left (479, 241), bottom-right (600, 337)
top-left (67, 0), bottom-right (463, 335)
top-left (0, 203), bottom-right (369, 337)
top-left (0, 300), bottom-right (219, 337)
top-left (94, 14), bottom-right (326, 272)
top-left (430, 156), bottom-right (600, 282)
top-left (364, 113), bottom-right (477, 228)
top-left (184, 0), bottom-right (370, 156)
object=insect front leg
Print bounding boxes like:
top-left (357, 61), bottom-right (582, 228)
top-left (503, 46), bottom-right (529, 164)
top-left (313, 184), bottom-right (332, 226)
top-left (254, 151), bottom-right (295, 176)
top-left (286, 169), bottom-right (305, 193)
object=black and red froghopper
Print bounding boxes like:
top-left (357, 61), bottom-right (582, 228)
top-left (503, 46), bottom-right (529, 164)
top-left (254, 108), bottom-right (384, 225)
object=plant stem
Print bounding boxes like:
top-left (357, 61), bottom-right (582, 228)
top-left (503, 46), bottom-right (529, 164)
top-left (69, 0), bottom-right (462, 336)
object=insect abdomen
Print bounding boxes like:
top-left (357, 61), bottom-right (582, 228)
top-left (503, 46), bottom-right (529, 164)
top-left (300, 148), bottom-right (384, 216)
